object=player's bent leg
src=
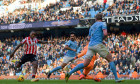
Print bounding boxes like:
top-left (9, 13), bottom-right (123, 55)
top-left (14, 55), bottom-right (28, 68)
top-left (49, 63), bottom-right (67, 78)
top-left (97, 44), bottom-right (124, 82)
top-left (32, 61), bottom-right (38, 76)
top-left (65, 58), bottom-right (91, 82)
top-left (69, 58), bottom-right (91, 76)
top-left (79, 64), bottom-right (92, 80)
top-left (106, 55), bottom-right (124, 82)
top-left (65, 47), bottom-right (94, 82)
top-left (79, 69), bottom-right (83, 74)
top-left (83, 67), bottom-right (101, 82)
top-left (31, 61), bottom-right (39, 82)
top-left (79, 68), bottom-right (90, 80)
top-left (83, 66), bottom-right (93, 76)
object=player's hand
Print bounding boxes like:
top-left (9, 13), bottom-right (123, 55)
top-left (72, 49), bottom-right (76, 52)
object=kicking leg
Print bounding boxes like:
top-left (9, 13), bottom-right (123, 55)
top-left (47, 63), bottom-right (66, 78)
top-left (65, 47), bottom-right (95, 82)
top-left (98, 44), bottom-right (124, 82)
top-left (31, 61), bottom-right (39, 82)
top-left (31, 61), bottom-right (38, 79)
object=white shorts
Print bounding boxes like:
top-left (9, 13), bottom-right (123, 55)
top-left (62, 56), bottom-right (74, 63)
top-left (85, 44), bottom-right (109, 59)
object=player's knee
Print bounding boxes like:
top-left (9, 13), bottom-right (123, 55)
top-left (84, 59), bottom-right (91, 67)
top-left (84, 63), bottom-right (89, 67)
top-left (105, 53), bottom-right (113, 62)
top-left (61, 63), bottom-right (67, 68)
top-left (32, 61), bottom-right (38, 67)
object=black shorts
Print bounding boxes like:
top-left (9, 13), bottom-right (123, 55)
top-left (19, 54), bottom-right (37, 65)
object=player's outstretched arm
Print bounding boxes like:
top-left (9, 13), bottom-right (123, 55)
top-left (10, 43), bottom-right (23, 59)
top-left (38, 40), bottom-right (54, 44)
top-left (65, 45), bottom-right (76, 52)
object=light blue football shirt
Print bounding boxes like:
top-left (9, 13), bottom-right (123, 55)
top-left (89, 21), bottom-right (107, 46)
top-left (65, 40), bottom-right (77, 57)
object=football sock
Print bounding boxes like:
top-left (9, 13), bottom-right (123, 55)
top-left (69, 63), bottom-right (84, 75)
top-left (109, 61), bottom-right (118, 80)
top-left (50, 66), bottom-right (62, 74)
top-left (80, 69), bottom-right (83, 74)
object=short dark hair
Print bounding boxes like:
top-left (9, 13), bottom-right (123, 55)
top-left (70, 31), bottom-right (76, 35)
top-left (30, 30), bottom-right (36, 33)
top-left (95, 13), bottom-right (103, 20)
top-left (30, 31), bottom-right (36, 35)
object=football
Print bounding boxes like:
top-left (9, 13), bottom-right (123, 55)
top-left (17, 75), bottom-right (24, 82)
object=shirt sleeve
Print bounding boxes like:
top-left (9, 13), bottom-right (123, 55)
top-left (20, 37), bottom-right (27, 44)
top-left (65, 40), bottom-right (71, 46)
top-left (88, 27), bottom-right (92, 37)
top-left (102, 22), bottom-right (107, 30)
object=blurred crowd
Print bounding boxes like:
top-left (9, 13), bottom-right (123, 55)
top-left (103, 0), bottom-right (140, 16)
top-left (0, 32), bottom-right (140, 77)
top-left (0, 0), bottom-right (140, 24)
top-left (0, 0), bottom-right (16, 6)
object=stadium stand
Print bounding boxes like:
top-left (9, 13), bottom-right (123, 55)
top-left (0, 0), bottom-right (140, 80)
top-left (0, 0), bottom-right (139, 24)
top-left (0, 33), bottom-right (140, 77)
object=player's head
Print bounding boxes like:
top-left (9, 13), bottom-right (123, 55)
top-left (70, 31), bottom-right (76, 41)
top-left (95, 13), bottom-right (103, 21)
top-left (30, 31), bottom-right (36, 39)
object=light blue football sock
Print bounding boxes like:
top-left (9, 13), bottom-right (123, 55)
top-left (50, 66), bottom-right (62, 74)
top-left (80, 69), bottom-right (84, 74)
top-left (109, 61), bottom-right (118, 80)
top-left (69, 63), bottom-right (84, 75)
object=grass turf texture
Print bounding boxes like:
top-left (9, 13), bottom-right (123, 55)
top-left (0, 80), bottom-right (140, 84)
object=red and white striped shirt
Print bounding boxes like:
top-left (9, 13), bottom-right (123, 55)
top-left (21, 37), bottom-right (39, 55)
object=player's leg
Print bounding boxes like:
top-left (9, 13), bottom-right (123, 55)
top-left (71, 61), bottom-right (84, 77)
top-left (13, 55), bottom-right (28, 68)
top-left (83, 65), bottom-right (93, 76)
top-left (47, 63), bottom-right (67, 78)
top-left (31, 61), bottom-right (38, 77)
top-left (97, 44), bottom-right (124, 82)
top-left (69, 49), bottom-right (94, 75)
top-left (65, 47), bottom-right (95, 82)
top-left (47, 56), bottom-right (72, 78)
top-left (30, 55), bottom-right (39, 82)
top-left (79, 69), bottom-right (84, 74)
top-left (79, 66), bottom-right (91, 80)
top-left (81, 60), bottom-right (101, 82)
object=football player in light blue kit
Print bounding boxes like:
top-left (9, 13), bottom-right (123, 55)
top-left (65, 13), bottom-right (124, 82)
top-left (47, 31), bottom-right (77, 78)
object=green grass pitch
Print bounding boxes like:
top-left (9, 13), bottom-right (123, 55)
top-left (0, 80), bottom-right (140, 84)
